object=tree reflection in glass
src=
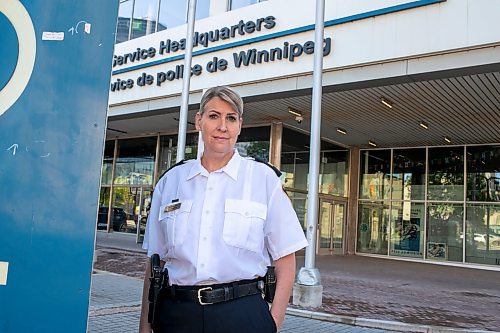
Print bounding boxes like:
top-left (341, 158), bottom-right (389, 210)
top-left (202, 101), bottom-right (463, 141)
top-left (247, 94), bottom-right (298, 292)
top-left (427, 147), bottom-right (464, 201)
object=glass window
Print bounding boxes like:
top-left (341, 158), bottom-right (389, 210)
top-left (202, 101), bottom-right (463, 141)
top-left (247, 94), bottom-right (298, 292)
top-left (281, 152), bottom-right (296, 189)
top-left (286, 190), bottom-right (307, 233)
top-left (111, 188), bottom-right (136, 233)
top-left (99, 187), bottom-right (111, 207)
top-left (97, 188), bottom-right (111, 231)
top-left (157, 0), bottom-right (209, 32)
top-left (116, 0), bottom-right (133, 43)
top-left (158, 135), bottom-right (176, 177)
top-left (357, 202), bottom-right (389, 255)
top-left (158, 127), bottom-right (269, 180)
top-left (467, 145), bottom-right (500, 202)
top-left (427, 147), bottom-right (464, 201)
top-left (158, 133), bottom-right (199, 180)
top-left (465, 204), bottom-right (500, 265)
top-left (426, 203), bottom-right (464, 262)
top-left (235, 126), bottom-right (270, 160)
top-left (281, 127), bottom-right (346, 193)
top-left (281, 152), bottom-right (309, 191)
top-left (114, 137), bottom-right (156, 185)
top-left (195, 0), bottom-right (209, 20)
top-left (158, 0), bottom-right (187, 31)
top-left (131, 0), bottom-right (158, 39)
top-left (392, 148), bottom-right (426, 201)
top-left (230, 0), bottom-right (258, 10)
top-left (101, 141), bottom-right (115, 185)
top-left (389, 202), bottom-right (424, 258)
top-left (359, 150), bottom-right (391, 200)
top-left (319, 150), bottom-right (349, 197)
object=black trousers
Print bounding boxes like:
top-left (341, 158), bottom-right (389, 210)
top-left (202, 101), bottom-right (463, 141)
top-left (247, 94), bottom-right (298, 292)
top-left (153, 293), bottom-right (277, 333)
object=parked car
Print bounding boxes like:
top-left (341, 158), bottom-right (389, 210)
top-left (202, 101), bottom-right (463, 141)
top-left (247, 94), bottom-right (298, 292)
top-left (474, 233), bottom-right (500, 247)
top-left (97, 207), bottom-right (127, 231)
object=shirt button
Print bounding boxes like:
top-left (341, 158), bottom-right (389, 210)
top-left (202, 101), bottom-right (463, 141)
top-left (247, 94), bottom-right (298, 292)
top-left (208, 187), bottom-right (213, 191)
top-left (200, 263), bottom-right (205, 268)
top-left (203, 237), bottom-right (207, 241)
top-left (205, 210), bottom-right (210, 214)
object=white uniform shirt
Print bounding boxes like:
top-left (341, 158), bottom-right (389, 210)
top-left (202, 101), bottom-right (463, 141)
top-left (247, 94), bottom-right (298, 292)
top-left (143, 150), bottom-right (308, 285)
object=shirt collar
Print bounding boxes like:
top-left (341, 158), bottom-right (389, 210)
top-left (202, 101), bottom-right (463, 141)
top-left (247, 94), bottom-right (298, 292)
top-left (187, 149), bottom-right (241, 181)
top-left (221, 149), bottom-right (241, 181)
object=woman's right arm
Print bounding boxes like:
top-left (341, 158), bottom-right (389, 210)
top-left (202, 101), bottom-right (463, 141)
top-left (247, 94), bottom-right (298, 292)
top-left (139, 259), bottom-right (152, 333)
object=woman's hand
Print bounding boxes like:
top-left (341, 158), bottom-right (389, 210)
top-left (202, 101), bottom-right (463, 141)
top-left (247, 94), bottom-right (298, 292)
top-left (269, 253), bottom-right (296, 332)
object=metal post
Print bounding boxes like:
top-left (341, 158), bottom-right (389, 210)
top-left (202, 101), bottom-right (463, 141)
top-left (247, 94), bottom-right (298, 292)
top-left (176, 0), bottom-right (197, 162)
top-left (197, 88), bottom-right (207, 160)
top-left (197, 131), bottom-right (204, 159)
top-left (136, 187), bottom-right (143, 243)
top-left (293, 0), bottom-right (325, 308)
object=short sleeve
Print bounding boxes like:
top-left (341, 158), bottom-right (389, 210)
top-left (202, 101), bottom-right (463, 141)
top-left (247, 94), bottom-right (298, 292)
top-left (142, 180), bottom-right (168, 258)
top-left (264, 177), bottom-right (308, 260)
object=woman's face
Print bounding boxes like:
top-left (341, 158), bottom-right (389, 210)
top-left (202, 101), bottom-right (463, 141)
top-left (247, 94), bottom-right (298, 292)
top-left (195, 96), bottom-right (242, 157)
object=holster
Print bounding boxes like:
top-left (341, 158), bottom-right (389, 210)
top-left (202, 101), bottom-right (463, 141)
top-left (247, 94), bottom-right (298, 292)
top-left (148, 254), bottom-right (167, 329)
top-left (263, 266), bottom-right (277, 303)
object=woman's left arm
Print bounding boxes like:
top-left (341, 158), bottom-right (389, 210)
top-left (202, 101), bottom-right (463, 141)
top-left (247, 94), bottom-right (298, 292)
top-left (269, 252), bottom-right (296, 331)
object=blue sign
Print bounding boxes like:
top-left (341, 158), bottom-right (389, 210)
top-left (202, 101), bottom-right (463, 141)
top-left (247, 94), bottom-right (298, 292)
top-left (0, 1), bottom-right (118, 332)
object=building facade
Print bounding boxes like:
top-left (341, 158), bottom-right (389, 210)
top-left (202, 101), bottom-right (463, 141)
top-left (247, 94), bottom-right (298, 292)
top-left (101, 0), bottom-right (500, 269)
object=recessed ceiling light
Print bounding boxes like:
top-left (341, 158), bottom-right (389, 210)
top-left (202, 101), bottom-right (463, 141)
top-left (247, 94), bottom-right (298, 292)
top-left (336, 127), bottom-right (347, 135)
top-left (368, 140), bottom-right (377, 147)
top-left (419, 121), bottom-right (428, 129)
top-left (380, 97), bottom-right (393, 109)
top-left (288, 107), bottom-right (302, 117)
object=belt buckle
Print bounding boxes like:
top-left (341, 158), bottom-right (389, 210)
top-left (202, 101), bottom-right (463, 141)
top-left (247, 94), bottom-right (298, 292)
top-left (197, 286), bottom-right (213, 305)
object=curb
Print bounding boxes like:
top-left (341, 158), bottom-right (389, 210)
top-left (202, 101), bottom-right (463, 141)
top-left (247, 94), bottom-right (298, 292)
top-left (285, 308), bottom-right (495, 333)
top-left (89, 303), bottom-right (141, 315)
top-left (92, 269), bottom-right (144, 280)
top-left (95, 245), bottom-right (147, 254)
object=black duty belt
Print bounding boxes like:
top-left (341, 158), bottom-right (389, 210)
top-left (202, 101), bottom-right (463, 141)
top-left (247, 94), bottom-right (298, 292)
top-left (164, 278), bottom-right (263, 305)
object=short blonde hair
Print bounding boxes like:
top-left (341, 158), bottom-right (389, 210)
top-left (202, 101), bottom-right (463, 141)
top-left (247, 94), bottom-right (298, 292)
top-left (199, 86), bottom-right (243, 118)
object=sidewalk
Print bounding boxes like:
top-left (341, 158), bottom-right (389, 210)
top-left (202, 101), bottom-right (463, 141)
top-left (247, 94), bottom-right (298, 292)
top-left (90, 232), bottom-right (500, 332)
top-left (88, 272), bottom-right (401, 333)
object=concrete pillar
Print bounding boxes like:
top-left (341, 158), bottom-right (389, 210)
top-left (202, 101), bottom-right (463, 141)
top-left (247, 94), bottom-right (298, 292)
top-left (269, 121), bottom-right (283, 168)
top-left (293, 283), bottom-right (323, 308)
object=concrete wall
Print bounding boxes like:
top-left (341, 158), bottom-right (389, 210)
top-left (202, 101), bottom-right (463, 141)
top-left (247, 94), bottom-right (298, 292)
top-left (109, 0), bottom-right (500, 112)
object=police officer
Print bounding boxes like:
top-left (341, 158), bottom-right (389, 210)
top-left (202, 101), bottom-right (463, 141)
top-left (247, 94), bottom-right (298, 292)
top-left (139, 86), bottom-right (307, 333)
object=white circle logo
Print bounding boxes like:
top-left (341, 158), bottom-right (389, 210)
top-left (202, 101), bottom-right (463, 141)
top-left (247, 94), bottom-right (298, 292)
top-left (0, 0), bottom-right (36, 116)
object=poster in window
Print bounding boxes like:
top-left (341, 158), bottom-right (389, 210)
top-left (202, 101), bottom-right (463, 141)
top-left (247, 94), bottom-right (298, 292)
top-left (393, 217), bottom-right (421, 256)
top-left (427, 242), bottom-right (447, 260)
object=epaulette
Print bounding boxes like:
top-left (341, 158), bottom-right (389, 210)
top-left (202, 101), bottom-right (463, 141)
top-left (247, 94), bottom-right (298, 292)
top-left (158, 159), bottom-right (186, 180)
top-left (251, 156), bottom-right (282, 177)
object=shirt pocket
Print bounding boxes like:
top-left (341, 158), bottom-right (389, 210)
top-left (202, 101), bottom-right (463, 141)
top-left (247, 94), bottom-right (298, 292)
top-left (159, 200), bottom-right (193, 248)
top-left (223, 199), bottom-right (267, 253)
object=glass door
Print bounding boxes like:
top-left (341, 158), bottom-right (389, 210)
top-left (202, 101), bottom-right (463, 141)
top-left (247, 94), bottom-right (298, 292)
top-left (136, 188), bottom-right (152, 243)
top-left (318, 199), bottom-right (345, 254)
top-left (332, 202), bottom-right (345, 252)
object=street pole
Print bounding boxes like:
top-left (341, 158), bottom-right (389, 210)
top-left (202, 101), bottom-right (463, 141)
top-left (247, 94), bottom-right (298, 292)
top-left (293, 0), bottom-right (325, 308)
top-left (176, 0), bottom-right (197, 162)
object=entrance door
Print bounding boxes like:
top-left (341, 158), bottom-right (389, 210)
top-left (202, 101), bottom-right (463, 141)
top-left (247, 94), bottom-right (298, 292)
top-left (318, 199), bottom-right (346, 254)
top-left (136, 187), bottom-right (152, 243)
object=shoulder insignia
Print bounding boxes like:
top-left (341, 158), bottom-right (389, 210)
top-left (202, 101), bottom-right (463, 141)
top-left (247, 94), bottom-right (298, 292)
top-left (158, 159), bottom-right (186, 180)
top-left (251, 156), bottom-right (282, 177)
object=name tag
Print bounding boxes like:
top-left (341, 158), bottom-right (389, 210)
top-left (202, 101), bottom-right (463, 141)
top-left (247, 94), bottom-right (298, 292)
top-left (164, 202), bottom-right (181, 213)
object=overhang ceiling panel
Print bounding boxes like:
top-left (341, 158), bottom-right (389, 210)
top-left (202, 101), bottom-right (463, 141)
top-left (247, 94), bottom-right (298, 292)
top-left (107, 72), bottom-right (500, 148)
